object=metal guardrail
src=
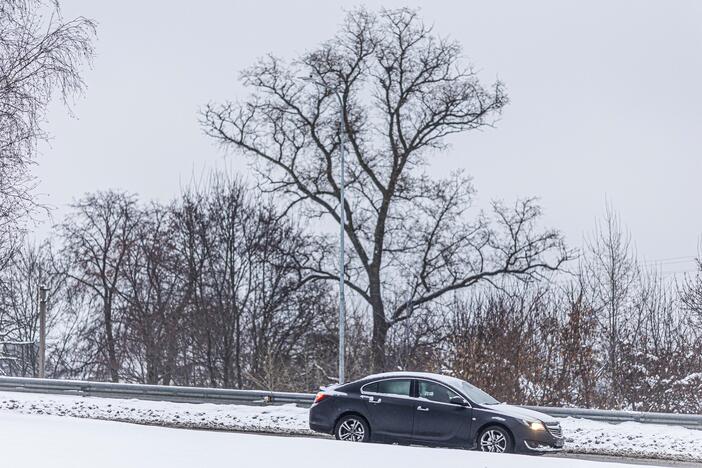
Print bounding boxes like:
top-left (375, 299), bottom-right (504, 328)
top-left (0, 376), bottom-right (311, 406)
top-left (0, 376), bottom-right (700, 429)
top-left (522, 405), bottom-right (702, 429)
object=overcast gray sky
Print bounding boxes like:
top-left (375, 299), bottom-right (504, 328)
top-left (37, 0), bottom-right (702, 276)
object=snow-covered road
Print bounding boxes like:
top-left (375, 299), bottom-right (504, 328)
top-left (0, 410), bottom-right (659, 468)
top-left (0, 391), bottom-right (699, 464)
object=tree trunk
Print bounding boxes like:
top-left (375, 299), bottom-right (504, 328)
top-left (235, 312), bottom-right (242, 388)
top-left (370, 304), bottom-right (390, 373)
top-left (103, 296), bottom-right (119, 382)
top-left (368, 266), bottom-right (390, 373)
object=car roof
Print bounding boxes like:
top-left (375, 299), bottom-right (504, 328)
top-left (360, 371), bottom-right (468, 390)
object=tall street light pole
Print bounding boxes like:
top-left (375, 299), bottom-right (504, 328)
top-left (305, 75), bottom-right (346, 384)
top-left (336, 91), bottom-right (347, 385)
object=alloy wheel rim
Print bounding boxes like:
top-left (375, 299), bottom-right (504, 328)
top-left (338, 418), bottom-right (365, 442)
top-left (479, 429), bottom-right (507, 453)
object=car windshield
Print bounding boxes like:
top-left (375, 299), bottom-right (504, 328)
top-left (455, 379), bottom-right (500, 405)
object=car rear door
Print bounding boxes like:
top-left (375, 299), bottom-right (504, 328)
top-left (411, 379), bottom-right (472, 447)
top-left (361, 378), bottom-right (415, 442)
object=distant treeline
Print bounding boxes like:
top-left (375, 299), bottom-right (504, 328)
top-left (0, 177), bottom-right (700, 413)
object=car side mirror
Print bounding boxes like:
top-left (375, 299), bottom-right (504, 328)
top-left (450, 396), bottom-right (469, 406)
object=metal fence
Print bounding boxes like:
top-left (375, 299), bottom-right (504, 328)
top-left (0, 376), bottom-right (700, 429)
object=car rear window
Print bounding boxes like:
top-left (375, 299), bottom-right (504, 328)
top-left (363, 382), bottom-right (378, 393)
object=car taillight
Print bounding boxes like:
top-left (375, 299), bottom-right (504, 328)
top-left (314, 392), bottom-right (327, 403)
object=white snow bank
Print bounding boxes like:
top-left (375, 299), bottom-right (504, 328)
top-left (560, 416), bottom-right (702, 463)
top-left (0, 411), bottom-right (652, 468)
top-left (0, 391), bottom-right (699, 463)
top-left (0, 390), bottom-right (312, 435)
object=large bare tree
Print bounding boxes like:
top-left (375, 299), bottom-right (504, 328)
top-left (58, 191), bottom-right (140, 382)
top-left (118, 203), bottom-right (186, 385)
top-left (203, 8), bottom-right (568, 371)
top-left (0, 0), bottom-right (95, 263)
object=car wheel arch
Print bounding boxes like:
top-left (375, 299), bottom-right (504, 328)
top-left (475, 422), bottom-right (514, 449)
top-left (334, 411), bottom-right (372, 438)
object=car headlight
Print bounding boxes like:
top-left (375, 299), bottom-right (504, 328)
top-left (522, 419), bottom-right (545, 431)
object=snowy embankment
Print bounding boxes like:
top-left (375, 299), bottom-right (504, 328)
top-left (0, 391), bottom-right (700, 463)
top-left (0, 411), bottom-right (653, 468)
top-left (0, 390), bottom-right (312, 435)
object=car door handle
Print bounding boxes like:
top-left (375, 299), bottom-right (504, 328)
top-left (416, 406), bottom-right (429, 412)
top-left (361, 395), bottom-right (382, 404)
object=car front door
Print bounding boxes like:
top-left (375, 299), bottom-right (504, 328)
top-left (411, 379), bottom-right (472, 447)
top-left (361, 378), bottom-right (415, 442)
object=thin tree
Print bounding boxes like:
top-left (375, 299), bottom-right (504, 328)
top-left (583, 204), bottom-right (638, 405)
top-left (203, 7), bottom-right (568, 371)
top-left (0, 242), bottom-right (64, 376)
top-left (0, 0), bottom-right (95, 264)
top-left (681, 247), bottom-right (702, 326)
top-left (172, 175), bottom-right (327, 389)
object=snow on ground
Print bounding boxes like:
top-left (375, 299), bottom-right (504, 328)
top-left (0, 410), bottom-right (655, 468)
top-left (0, 391), bottom-right (700, 463)
top-left (560, 417), bottom-right (702, 463)
top-left (0, 390), bottom-right (313, 435)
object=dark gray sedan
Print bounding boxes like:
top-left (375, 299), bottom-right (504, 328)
top-left (309, 371), bottom-right (564, 454)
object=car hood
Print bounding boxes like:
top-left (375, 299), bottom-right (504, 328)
top-left (481, 403), bottom-right (558, 424)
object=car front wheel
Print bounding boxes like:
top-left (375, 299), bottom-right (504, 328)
top-left (478, 425), bottom-right (514, 453)
top-left (334, 415), bottom-right (370, 443)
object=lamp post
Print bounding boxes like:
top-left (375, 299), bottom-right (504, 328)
top-left (307, 76), bottom-right (346, 384)
top-left (336, 94), bottom-right (346, 385)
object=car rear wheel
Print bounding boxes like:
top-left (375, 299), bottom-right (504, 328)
top-left (478, 425), bottom-right (513, 453)
top-left (334, 415), bottom-right (370, 443)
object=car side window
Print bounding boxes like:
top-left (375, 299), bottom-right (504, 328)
top-left (417, 380), bottom-right (459, 404)
top-left (374, 379), bottom-right (411, 396)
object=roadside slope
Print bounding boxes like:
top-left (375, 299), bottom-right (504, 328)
top-left (0, 411), bottom-right (655, 468)
top-left (0, 391), bottom-right (699, 463)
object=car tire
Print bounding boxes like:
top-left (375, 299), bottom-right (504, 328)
top-left (478, 425), bottom-right (514, 453)
top-left (334, 414), bottom-right (370, 443)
